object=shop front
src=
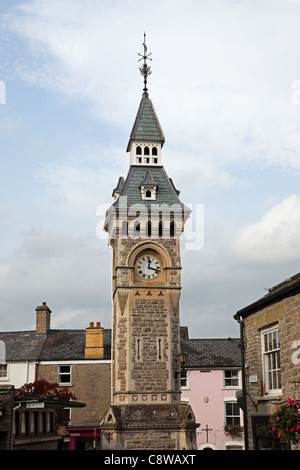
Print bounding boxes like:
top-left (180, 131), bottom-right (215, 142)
top-left (66, 425), bottom-right (100, 450)
top-left (251, 415), bottom-right (290, 450)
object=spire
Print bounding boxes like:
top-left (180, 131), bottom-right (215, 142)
top-left (138, 32), bottom-right (152, 94)
top-left (126, 94), bottom-right (165, 152)
top-left (127, 35), bottom-right (165, 165)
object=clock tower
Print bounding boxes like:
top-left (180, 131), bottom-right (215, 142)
top-left (101, 36), bottom-right (198, 450)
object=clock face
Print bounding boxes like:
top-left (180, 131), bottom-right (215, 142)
top-left (136, 255), bottom-right (161, 280)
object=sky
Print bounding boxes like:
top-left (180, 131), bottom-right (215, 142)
top-left (0, 0), bottom-right (300, 338)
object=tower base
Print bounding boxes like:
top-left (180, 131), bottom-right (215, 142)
top-left (100, 404), bottom-right (199, 450)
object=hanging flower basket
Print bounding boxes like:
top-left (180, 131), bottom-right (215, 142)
top-left (268, 397), bottom-right (300, 444)
top-left (224, 424), bottom-right (244, 438)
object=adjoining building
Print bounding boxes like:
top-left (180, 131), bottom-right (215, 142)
top-left (234, 272), bottom-right (300, 450)
top-left (180, 328), bottom-right (243, 450)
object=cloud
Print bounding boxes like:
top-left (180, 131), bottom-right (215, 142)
top-left (1, 0), bottom-right (300, 338)
top-left (233, 195), bottom-right (300, 265)
top-left (0, 228), bottom-right (112, 331)
top-left (0, 113), bottom-right (22, 138)
top-left (3, 0), bottom-right (300, 173)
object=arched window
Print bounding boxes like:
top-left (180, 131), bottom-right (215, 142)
top-left (136, 146), bottom-right (142, 155)
top-left (144, 146), bottom-right (150, 155)
top-left (146, 221), bottom-right (152, 236)
top-left (159, 221), bottom-right (163, 237)
top-left (134, 222), bottom-right (140, 237)
top-left (152, 147), bottom-right (157, 156)
top-left (170, 221), bottom-right (175, 238)
top-left (146, 189), bottom-right (151, 198)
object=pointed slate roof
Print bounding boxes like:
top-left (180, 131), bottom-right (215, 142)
top-left (140, 170), bottom-right (158, 187)
top-left (126, 92), bottom-right (165, 151)
top-left (112, 176), bottom-right (125, 198)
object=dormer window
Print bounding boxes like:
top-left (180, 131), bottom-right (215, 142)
top-left (140, 170), bottom-right (158, 201)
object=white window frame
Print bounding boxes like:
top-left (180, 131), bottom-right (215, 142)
top-left (140, 185), bottom-right (157, 201)
top-left (180, 369), bottom-right (188, 388)
top-left (261, 325), bottom-right (281, 395)
top-left (0, 363), bottom-right (8, 381)
top-left (58, 365), bottom-right (72, 385)
top-left (224, 398), bottom-right (241, 426)
top-left (224, 369), bottom-right (239, 388)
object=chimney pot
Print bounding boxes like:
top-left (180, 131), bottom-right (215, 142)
top-left (89, 322), bottom-right (94, 328)
top-left (96, 322), bottom-right (100, 327)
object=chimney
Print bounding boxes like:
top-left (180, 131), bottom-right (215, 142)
top-left (35, 302), bottom-right (51, 334)
top-left (85, 322), bottom-right (104, 358)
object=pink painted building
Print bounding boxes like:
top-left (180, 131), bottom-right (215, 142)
top-left (180, 331), bottom-right (244, 450)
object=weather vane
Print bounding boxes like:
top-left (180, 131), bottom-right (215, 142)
top-left (138, 32), bottom-right (152, 93)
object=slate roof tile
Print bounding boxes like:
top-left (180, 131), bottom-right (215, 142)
top-left (180, 337), bottom-right (241, 368)
top-left (0, 326), bottom-right (240, 369)
top-left (0, 329), bottom-right (111, 362)
top-left (112, 165), bottom-right (186, 210)
top-left (127, 93), bottom-right (165, 151)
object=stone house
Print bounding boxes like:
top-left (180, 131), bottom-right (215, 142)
top-left (234, 272), bottom-right (300, 450)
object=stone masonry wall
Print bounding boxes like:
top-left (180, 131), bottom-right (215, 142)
top-left (243, 292), bottom-right (300, 450)
top-left (125, 429), bottom-right (176, 450)
top-left (280, 295), bottom-right (300, 398)
top-left (0, 385), bottom-right (14, 450)
top-left (111, 235), bottom-right (182, 406)
top-left (131, 298), bottom-right (169, 393)
top-left (37, 362), bottom-right (111, 424)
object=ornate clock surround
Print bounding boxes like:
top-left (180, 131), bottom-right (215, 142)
top-left (127, 241), bottom-right (173, 285)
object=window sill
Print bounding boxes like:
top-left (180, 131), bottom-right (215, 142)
top-left (223, 386), bottom-right (241, 390)
top-left (259, 393), bottom-right (282, 402)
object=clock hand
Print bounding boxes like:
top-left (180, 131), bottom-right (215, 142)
top-left (148, 266), bottom-right (160, 272)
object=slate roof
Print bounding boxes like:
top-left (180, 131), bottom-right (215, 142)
top-left (180, 337), bottom-right (241, 369)
top-left (0, 326), bottom-right (240, 369)
top-left (111, 165), bottom-right (186, 211)
top-left (140, 170), bottom-right (158, 187)
top-left (235, 271), bottom-right (300, 319)
top-left (0, 331), bottom-right (46, 362)
top-left (127, 92), bottom-right (165, 151)
top-left (0, 329), bottom-right (111, 362)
